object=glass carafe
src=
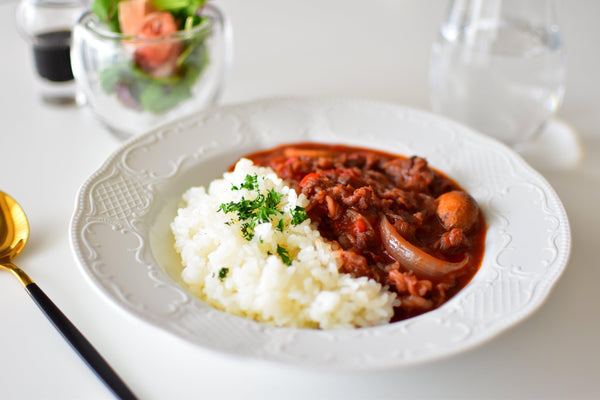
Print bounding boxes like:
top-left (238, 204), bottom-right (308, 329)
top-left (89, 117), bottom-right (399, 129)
top-left (429, 0), bottom-right (567, 148)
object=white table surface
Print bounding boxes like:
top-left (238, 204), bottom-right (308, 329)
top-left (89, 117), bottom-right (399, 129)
top-left (1, 1), bottom-right (599, 399)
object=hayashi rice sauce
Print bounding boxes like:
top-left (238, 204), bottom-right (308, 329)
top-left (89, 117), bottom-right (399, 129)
top-left (244, 143), bottom-right (486, 322)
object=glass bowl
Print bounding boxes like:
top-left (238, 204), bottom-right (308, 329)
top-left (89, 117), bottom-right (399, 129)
top-left (71, 3), bottom-right (232, 138)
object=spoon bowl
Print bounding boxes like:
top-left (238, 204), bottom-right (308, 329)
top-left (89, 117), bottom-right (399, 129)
top-left (0, 190), bottom-right (136, 400)
top-left (0, 190), bottom-right (28, 259)
top-left (0, 191), bottom-right (32, 286)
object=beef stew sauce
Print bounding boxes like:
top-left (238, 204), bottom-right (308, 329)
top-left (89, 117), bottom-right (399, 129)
top-left (244, 143), bottom-right (486, 322)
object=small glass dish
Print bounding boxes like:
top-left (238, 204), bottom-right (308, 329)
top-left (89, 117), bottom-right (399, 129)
top-left (16, 0), bottom-right (88, 105)
top-left (71, 3), bottom-right (232, 138)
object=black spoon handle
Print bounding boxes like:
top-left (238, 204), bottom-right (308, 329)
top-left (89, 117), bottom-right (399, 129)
top-left (25, 283), bottom-right (137, 400)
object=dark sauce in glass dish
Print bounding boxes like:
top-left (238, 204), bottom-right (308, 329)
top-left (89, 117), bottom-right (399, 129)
top-left (32, 29), bottom-right (74, 82)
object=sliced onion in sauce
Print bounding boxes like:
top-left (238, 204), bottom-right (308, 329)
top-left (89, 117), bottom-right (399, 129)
top-left (379, 215), bottom-right (468, 279)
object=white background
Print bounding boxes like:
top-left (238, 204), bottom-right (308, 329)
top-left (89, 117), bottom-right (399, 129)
top-left (1, 0), bottom-right (599, 399)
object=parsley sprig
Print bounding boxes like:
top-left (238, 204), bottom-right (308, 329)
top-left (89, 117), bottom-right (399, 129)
top-left (218, 173), bottom-right (309, 265)
top-left (218, 175), bottom-right (283, 240)
top-left (231, 173), bottom-right (259, 191)
top-left (290, 206), bottom-right (308, 225)
top-left (218, 267), bottom-right (229, 281)
top-left (276, 245), bottom-right (292, 266)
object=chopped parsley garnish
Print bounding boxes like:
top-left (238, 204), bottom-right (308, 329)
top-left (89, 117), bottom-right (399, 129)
top-left (276, 245), bottom-right (292, 266)
top-left (231, 174), bottom-right (259, 191)
top-left (290, 206), bottom-right (308, 225)
top-left (218, 267), bottom-right (229, 281)
top-left (256, 189), bottom-right (283, 222)
top-left (218, 174), bottom-right (283, 240)
top-left (265, 188), bottom-right (283, 208)
top-left (276, 218), bottom-right (285, 232)
top-left (219, 173), bottom-right (307, 265)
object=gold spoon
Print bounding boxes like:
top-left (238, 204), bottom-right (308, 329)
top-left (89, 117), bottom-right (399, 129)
top-left (0, 191), bottom-right (137, 400)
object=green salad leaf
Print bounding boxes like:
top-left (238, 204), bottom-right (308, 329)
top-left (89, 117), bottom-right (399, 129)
top-left (92, 0), bottom-right (212, 114)
top-left (92, 0), bottom-right (120, 30)
top-left (153, 0), bottom-right (207, 15)
top-left (93, 0), bottom-right (209, 30)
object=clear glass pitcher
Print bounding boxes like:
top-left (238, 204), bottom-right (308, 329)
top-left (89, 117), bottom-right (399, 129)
top-left (429, 0), bottom-right (567, 148)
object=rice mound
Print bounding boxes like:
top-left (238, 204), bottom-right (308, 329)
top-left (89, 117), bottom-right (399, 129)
top-left (171, 158), bottom-right (396, 329)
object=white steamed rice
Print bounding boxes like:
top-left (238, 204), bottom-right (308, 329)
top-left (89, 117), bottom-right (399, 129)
top-left (171, 158), bottom-right (396, 329)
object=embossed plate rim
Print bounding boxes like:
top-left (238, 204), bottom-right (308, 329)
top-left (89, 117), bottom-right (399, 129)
top-left (70, 97), bottom-right (571, 369)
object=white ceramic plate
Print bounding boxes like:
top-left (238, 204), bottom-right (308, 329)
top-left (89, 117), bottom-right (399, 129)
top-left (70, 98), bottom-right (571, 369)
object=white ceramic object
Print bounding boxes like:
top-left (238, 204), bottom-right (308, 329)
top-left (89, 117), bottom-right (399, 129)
top-left (70, 98), bottom-right (571, 369)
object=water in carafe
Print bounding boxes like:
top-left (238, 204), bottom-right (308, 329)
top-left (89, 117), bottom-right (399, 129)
top-left (429, 0), bottom-right (566, 147)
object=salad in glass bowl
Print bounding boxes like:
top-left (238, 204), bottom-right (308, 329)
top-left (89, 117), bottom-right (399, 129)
top-left (72, 0), bottom-right (232, 137)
